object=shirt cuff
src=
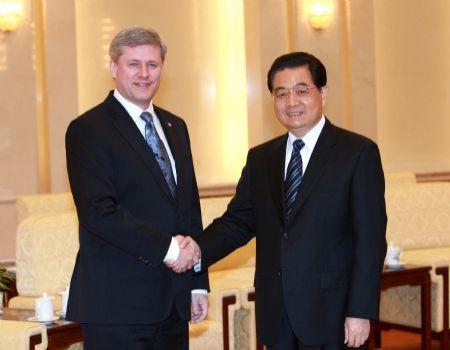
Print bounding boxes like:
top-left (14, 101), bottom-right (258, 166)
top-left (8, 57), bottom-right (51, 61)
top-left (191, 289), bottom-right (208, 295)
top-left (163, 237), bottom-right (180, 262)
top-left (193, 259), bottom-right (201, 273)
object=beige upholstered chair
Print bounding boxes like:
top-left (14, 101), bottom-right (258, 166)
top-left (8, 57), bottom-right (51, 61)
top-left (0, 320), bottom-right (47, 350)
top-left (9, 212), bottom-right (78, 311)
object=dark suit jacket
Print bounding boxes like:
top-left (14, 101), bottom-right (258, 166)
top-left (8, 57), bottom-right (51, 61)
top-left (65, 92), bottom-right (209, 324)
top-left (198, 119), bottom-right (387, 346)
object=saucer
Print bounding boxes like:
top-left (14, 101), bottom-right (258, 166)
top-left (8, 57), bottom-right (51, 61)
top-left (27, 316), bottom-right (59, 323)
top-left (385, 261), bottom-right (405, 269)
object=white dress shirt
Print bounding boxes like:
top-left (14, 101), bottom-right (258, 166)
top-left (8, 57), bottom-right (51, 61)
top-left (113, 91), bottom-right (205, 293)
top-left (284, 115), bottom-right (326, 179)
top-left (113, 90), bottom-right (178, 183)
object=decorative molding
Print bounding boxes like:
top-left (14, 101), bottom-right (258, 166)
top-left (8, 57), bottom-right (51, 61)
top-left (199, 184), bottom-right (236, 198)
top-left (0, 197), bottom-right (15, 204)
top-left (416, 172), bottom-right (450, 183)
top-left (383, 162), bottom-right (450, 173)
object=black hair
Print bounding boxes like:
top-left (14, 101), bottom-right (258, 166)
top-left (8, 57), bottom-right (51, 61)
top-left (267, 52), bottom-right (327, 92)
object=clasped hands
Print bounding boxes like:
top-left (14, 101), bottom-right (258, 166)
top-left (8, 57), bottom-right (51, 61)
top-left (165, 235), bottom-right (201, 273)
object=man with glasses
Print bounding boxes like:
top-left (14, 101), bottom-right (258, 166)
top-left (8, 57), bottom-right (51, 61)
top-left (195, 52), bottom-right (387, 349)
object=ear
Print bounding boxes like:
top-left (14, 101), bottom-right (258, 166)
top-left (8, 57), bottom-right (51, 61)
top-left (109, 59), bottom-right (118, 78)
top-left (320, 86), bottom-right (328, 107)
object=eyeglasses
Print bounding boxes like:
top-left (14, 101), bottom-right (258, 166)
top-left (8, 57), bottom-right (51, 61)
top-left (272, 84), bottom-right (317, 103)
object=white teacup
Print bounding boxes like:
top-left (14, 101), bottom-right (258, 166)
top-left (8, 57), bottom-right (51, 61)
top-left (385, 244), bottom-right (402, 266)
top-left (35, 293), bottom-right (54, 321)
top-left (59, 287), bottom-right (69, 316)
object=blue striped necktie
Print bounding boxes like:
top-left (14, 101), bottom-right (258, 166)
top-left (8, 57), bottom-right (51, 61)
top-left (285, 139), bottom-right (305, 219)
top-left (140, 112), bottom-right (176, 198)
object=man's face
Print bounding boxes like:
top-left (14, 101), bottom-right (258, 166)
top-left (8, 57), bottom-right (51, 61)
top-left (271, 65), bottom-right (327, 138)
top-left (110, 45), bottom-right (163, 110)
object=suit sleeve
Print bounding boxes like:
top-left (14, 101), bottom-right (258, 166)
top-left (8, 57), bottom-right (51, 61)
top-left (181, 120), bottom-right (210, 290)
top-left (198, 153), bottom-right (256, 269)
top-left (346, 141), bottom-right (387, 320)
top-left (65, 119), bottom-right (171, 266)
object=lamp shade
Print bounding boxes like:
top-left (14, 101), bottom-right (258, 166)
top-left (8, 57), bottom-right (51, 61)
top-left (0, 0), bottom-right (23, 32)
top-left (307, 0), bottom-right (334, 30)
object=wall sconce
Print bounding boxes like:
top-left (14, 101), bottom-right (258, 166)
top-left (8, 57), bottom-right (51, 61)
top-left (0, 0), bottom-right (23, 32)
top-left (307, 0), bottom-right (334, 30)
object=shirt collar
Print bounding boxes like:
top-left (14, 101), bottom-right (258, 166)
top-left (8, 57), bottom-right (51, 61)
top-left (113, 89), bottom-right (156, 124)
top-left (287, 115), bottom-right (326, 151)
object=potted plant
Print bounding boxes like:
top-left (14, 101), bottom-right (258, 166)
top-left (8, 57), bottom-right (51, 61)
top-left (0, 268), bottom-right (15, 308)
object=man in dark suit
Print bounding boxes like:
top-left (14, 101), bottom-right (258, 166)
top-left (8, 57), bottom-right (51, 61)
top-left (65, 27), bottom-right (208, 350)
top-left (195, 52), bottom-right (387, 349)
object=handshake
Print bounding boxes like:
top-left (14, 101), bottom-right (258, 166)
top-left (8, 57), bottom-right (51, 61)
top-left (165, 235), bottom-right (201, 273)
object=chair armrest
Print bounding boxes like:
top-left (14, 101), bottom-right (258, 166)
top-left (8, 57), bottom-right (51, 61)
top-left (0, 320), bottom-right (48, 350)
top-left (207, 288), bottom-right (241, 350)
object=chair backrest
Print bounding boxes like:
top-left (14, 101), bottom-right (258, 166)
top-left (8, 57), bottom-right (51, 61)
top-left (15, 212), bottom-right (79, 296)
top-left (16, 193), bottom-right (75, 223)
top-left (386, 182), bottom-right (450, 250)
top-left (200, 196), bottom-right (256, 271)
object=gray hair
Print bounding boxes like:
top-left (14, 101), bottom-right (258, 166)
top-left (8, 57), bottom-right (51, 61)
top-left (109, 26), bottom-right (167, 62)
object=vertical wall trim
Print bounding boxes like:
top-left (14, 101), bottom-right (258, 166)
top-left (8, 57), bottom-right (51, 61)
top-left (33, 0), bottom-right (51, 193)
top-left (285, 0), bottom-right (296, 52)
top-left (339, 0), bottom-right (352, 129)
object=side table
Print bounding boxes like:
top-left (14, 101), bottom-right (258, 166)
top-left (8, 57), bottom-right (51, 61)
top-left (370, 265), bottom-right (432, 350)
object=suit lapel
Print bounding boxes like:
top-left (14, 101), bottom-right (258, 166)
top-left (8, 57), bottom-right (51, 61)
top-left (287, 119), bottom-right (337, 224)
top-left (106, 94), bottom-right (175, 203)
top-left (155, 106), bottom-right (187, 204)
top-left (268, 135), bottom-right (288, 226)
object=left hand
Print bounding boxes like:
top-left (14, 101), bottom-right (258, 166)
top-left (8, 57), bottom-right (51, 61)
top-left (344, 317), bottom-right (370, 348)
top-left (191, 293), bottom-right (208, 323)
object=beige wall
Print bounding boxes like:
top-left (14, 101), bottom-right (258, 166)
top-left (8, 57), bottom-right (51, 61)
top-left (0, 0), bottom-right (77, 260)
top-left (374, 0), bottom-right (450, 172)
top-left (45, 0), bottom-right (78, 193)
top-left (75, 0), bottom-right (249, 186)
top-left (244, 0), bottom-right (379, 145)
top-left (0, 0), bottom-right (37, 261)
top-left (244, 0), bottom-right (290, 147)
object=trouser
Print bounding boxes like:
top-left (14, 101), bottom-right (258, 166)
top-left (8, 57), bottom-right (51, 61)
top-left (266, 304), bottom-right (366, 350)
top-left (82, 304), bottom-right (188, 350)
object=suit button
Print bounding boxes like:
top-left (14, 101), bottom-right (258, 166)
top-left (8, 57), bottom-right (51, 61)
top-left (282, 232), bottom-right (289, 240)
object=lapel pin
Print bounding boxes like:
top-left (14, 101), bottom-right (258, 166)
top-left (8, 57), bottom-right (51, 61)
top-left (167, 122), bottom-right (172, 127)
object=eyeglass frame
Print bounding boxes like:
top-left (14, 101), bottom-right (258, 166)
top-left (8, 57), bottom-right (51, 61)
top-left (271, 83), bottom-right (320, 103)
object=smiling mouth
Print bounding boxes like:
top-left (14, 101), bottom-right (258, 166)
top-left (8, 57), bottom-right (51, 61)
top-left (134, 82), bottom-right (152, 88)
top-left (286, 111), bottom-right (303, 117)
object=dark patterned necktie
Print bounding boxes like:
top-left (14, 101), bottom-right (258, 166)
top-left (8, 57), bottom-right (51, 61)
top-left (140, 112), bottom-right (176, 197)
top-left (285, 139), bottom-right (305, 219)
